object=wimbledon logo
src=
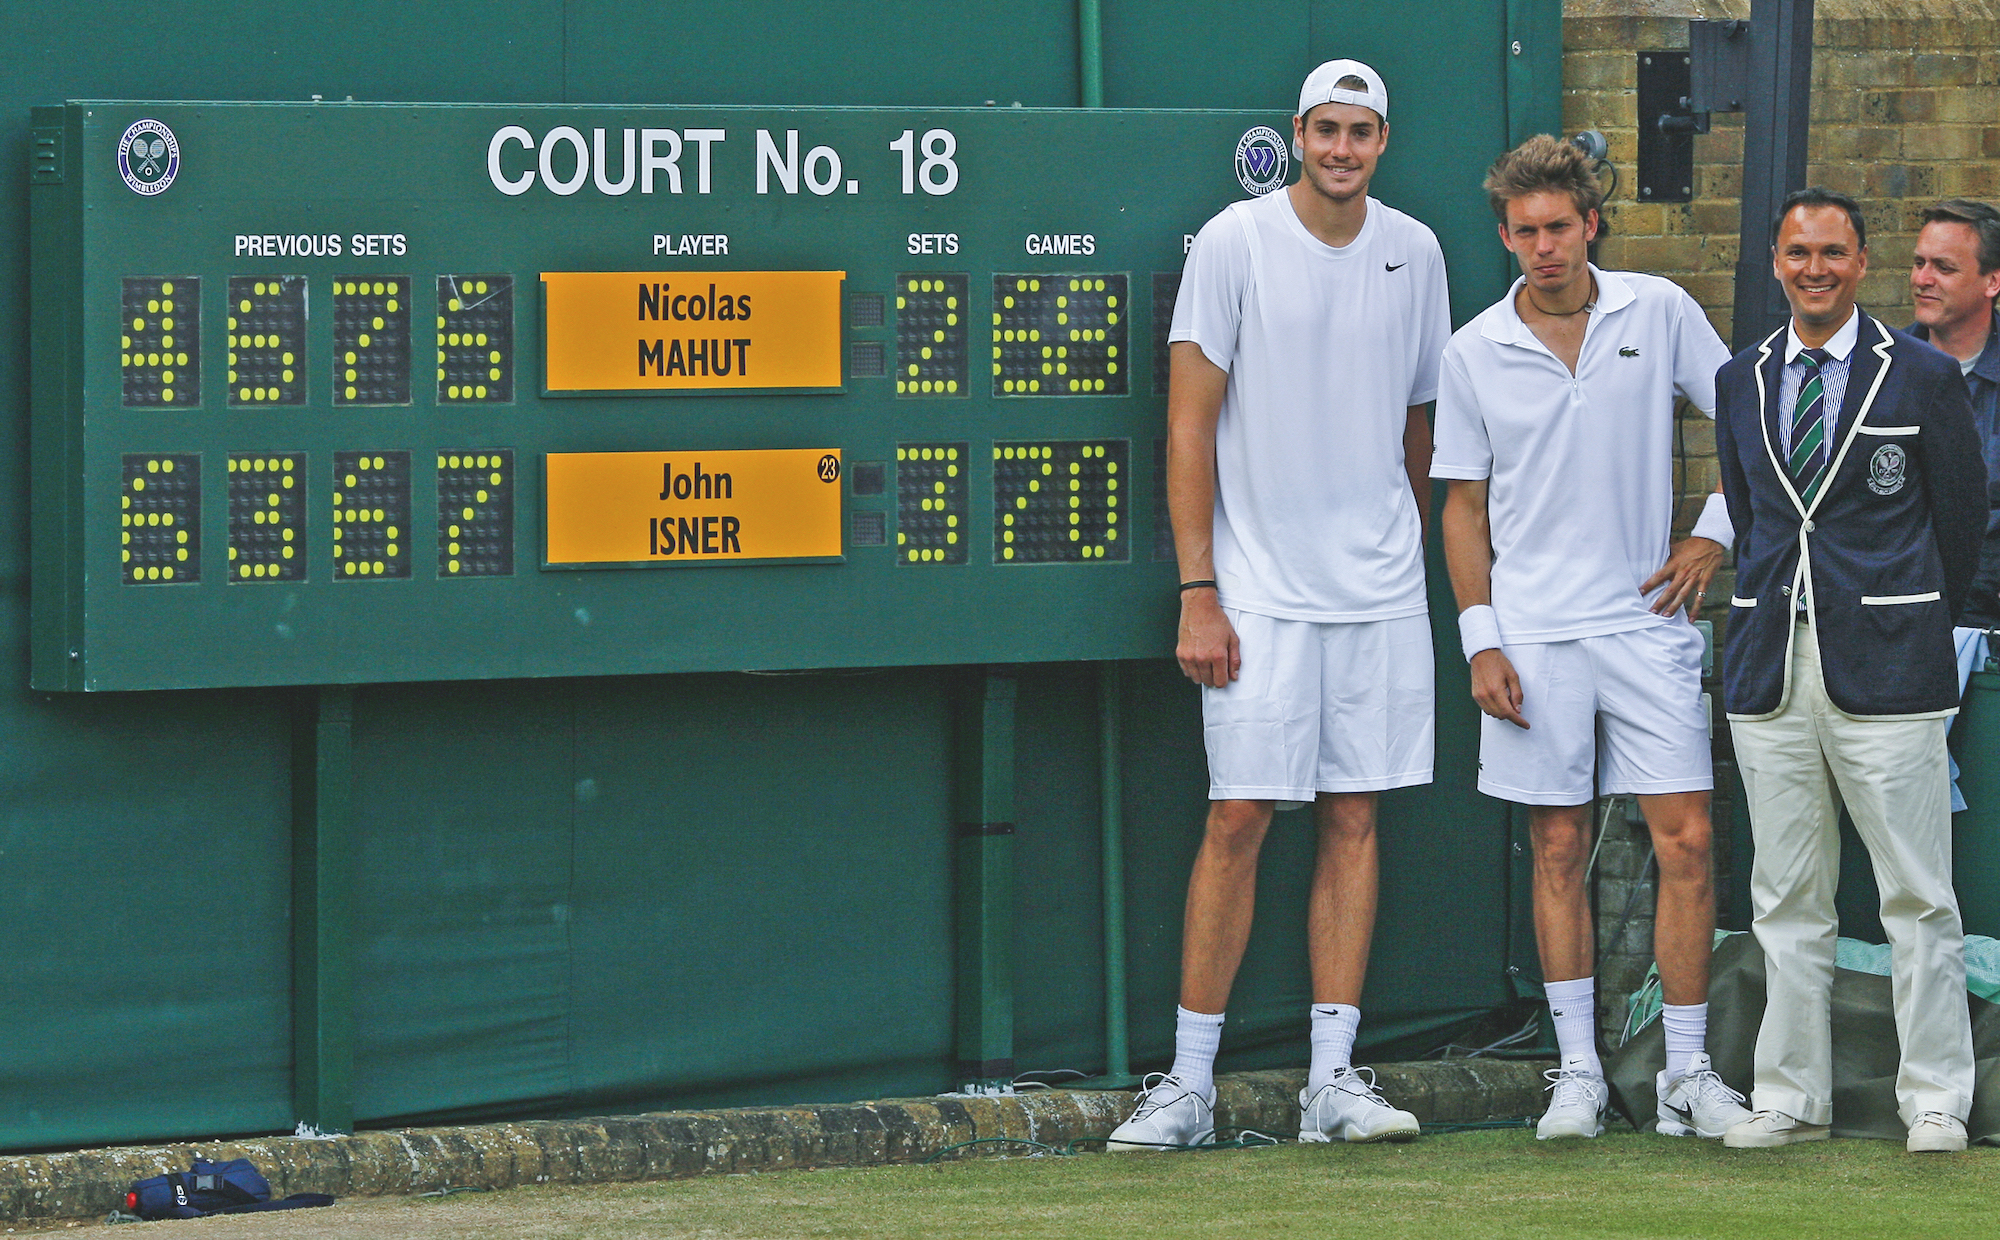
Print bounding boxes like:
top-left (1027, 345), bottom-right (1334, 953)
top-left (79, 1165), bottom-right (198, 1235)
top-left (1234, 126), bottom-right (1289, 196)
top-left (118, 119), bottom-right (179, 196)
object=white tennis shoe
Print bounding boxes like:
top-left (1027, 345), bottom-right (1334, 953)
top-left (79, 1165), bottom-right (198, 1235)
top-left (1723, 1109), bottom-right (1830, 1147)
top-left (1907, 1111), bottom-right (1967, 1153)
top-left (1105, 1073), bottom-right (1215, 1151)
top-left (1298, 1066), bottom-right (1421, 1143)
top-left (1655, 1052), bottom-right (1754, 1139)
top-left (1536, 1065), bottom-right (1609, 1139)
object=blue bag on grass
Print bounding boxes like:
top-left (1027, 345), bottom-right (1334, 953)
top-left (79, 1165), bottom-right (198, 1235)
top-left (125, 1157), bottom-right (334, 1220)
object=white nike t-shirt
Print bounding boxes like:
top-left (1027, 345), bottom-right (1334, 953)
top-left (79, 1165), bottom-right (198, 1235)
top-left (1430, 267), bottom-right (1732, 643)
top-left (1170, 191), bottom-right (1450, 622)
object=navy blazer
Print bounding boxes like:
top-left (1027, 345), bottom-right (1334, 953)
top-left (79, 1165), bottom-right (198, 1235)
top-left (1715, 310), bottom-right (1987, 719)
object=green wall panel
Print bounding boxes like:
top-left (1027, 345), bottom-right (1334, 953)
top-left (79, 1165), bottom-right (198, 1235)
top-left (1099, 2), bottom-right (1314, 111)
top-left (0, 631), bottom-right (293, 1148)
top-left (563, 671), bottom-right (957, 1114)
top-left (566, 0), bottom-right (1082, 108)
top-left (349, 681), bottom-right (576, 1126)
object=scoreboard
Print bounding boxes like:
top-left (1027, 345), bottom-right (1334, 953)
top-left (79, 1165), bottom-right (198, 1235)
top-left (31, 102), bottom-right (1315, 690)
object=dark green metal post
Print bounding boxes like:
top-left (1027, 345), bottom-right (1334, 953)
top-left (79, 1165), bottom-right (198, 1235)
top-left (1077, 0), bottom-right (1104, 108)
top-left (292, 685), bottom-right (355, 1133)
top-left (1097, 661), bottom-right (1139, 1086)
top-left (953, 670), bottom-right (1016, 1090)
top-left (1503, 0), bottom-right (1564, 145)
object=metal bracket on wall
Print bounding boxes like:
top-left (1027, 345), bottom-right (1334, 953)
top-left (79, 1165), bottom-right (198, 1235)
top-left (1637, 51), bottom-right (1697, 202)
top-left (1638, 20), bottom-right (1754, 204)
top-left (1689, 19), bottom-right (1752, 117)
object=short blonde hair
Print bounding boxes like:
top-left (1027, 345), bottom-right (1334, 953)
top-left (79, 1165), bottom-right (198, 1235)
top-left (1483, 134), bottom-right (1603, 224)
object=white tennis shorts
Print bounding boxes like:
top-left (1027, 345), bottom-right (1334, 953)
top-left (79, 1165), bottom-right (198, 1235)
top-left (1203, 609), bottom-right (1435, 803)
top-left (1477, 620), bottom-right (1712, 806)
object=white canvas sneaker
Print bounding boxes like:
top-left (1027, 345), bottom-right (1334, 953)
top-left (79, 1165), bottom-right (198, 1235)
top-left (1723, 1109), bottom-right (1830, 1148)
top-left (1655, 1052), bottom-right (1754, 1139)
top-left (1298, 1066), bottom-right (1421, 1143)
top-left (1105, 1073), bottom-right (1215, 1151)
top-left (1907, 1111), bottom-right (1967, 1153)
top-left (1536, 1066), bottom-right (1609, 1140)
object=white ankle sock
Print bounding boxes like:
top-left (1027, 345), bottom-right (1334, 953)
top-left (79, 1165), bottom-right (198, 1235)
top-left (1169, 1006), bottom-right (1224, 1099)
top-left (1307, 1004), bottom-right (1361, 1092)
top-left (1662, 1002), bottom-right (1707, 1081)
top-left (1544, 977), bottom-right (1602, 1077)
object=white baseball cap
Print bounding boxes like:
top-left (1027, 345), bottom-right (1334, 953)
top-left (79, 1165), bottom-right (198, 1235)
top-left (1297, 58), bottom-right (1388, 125)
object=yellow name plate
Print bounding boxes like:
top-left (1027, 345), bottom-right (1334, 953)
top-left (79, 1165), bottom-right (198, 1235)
top-left (542, 270), bottom-right (845, 393)
top-left (545, 449), bottom-right (844, 567)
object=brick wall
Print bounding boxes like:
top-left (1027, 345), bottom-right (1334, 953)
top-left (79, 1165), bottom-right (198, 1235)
top-left (1565, 0), bottom-right (1999, 591)
top-left (1560, 0), bottom-right (2000, 1044)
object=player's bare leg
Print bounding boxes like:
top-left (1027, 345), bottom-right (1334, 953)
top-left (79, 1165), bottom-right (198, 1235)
top-left (1180, 798), bottom-right (1277, 1013)
top-left (1107, 799), bottom-right (1271, 1150)
top-left (1640, 791), bottom-right (1715, 1006)
top-left (1307, 792), bottom-right (1378, 1006)
top-left (1529, 803), bottom-right (1609, 1138)
top-left (1529, 803), bottom-right (1595, 986)
top-left (1297, 792), bottom-right (1418, 1142)
top-left (1641, 790), bottom-right (1749, 1137)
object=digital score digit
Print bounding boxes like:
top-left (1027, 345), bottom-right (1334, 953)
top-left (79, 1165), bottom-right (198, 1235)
top-left (332, 451), bottom-right (412, 580)
top-left (333, 277), bottom-right (411, 405)
top-left (438, 449), bottom-right (514, 577)
top-left (992, 440), bottom-right (1128, 563)
top-left (896, 442), bottom-right (968, 564)
top-left (226, 452), bottom-right (304, 582)
top-left (895, 273), bottom-right (967, 396)
top-left (437, 275), bottom-right (513, 403)
top-left (1151, 272), bottom-right (1180, 397)
top-left (121, 277), bottom-right (198, 407)
top-left (991, 273), bottom-right (1127, 397)
top-left (227, 276), bottom-right (306, 405)
top-left (120, 454), bottom-right (200, 584)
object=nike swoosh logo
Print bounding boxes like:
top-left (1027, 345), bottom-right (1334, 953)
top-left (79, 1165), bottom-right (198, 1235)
top-left (1385, 262), bottom-right (1406, 271)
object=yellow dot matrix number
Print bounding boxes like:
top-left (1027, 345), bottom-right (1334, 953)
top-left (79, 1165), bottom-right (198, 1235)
top-left (121, 277), bottom-right (201, 408)
top-left (437, 448), bottom-right (515, 578)
top-left (895, 272), bottom-right (968, 401)
top-left (896, 442), bottom-right (968, 567)
top-left (122, 453), bottom-right (200, 585)
top-left (991, 440), bottom-right (1129, 565)
top-left (992, 273), bottom-right (1129, 399)
top-left (438, 276), bottom-right (514, 404)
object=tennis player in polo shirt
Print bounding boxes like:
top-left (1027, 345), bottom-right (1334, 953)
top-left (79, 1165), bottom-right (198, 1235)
top-left (1107, 60), bottom-right (1449, 1150)
top-left (1434, 135), bottom-right (1752, 1140)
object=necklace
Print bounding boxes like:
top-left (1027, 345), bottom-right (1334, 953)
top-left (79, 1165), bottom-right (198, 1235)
top-left (1524, 275), bottom-right (1596, 319)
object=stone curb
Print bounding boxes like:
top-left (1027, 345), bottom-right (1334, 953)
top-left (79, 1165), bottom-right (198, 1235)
top-left (0, 1059), bottom-right (1552, 1223)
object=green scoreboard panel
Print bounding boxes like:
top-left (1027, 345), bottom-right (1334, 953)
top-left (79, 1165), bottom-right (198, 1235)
top-left (32, 101), bottom-right (1318, 690)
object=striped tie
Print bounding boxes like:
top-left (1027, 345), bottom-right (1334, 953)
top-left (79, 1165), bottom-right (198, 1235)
top-left (1788, 347), bottom-right (1832, 503)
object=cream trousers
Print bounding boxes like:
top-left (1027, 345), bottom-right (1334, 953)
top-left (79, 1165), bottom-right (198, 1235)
top-left (1730, 620), bottom-right (1974, 1126)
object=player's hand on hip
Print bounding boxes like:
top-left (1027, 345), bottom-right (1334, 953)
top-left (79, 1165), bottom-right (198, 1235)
top-left (1642, 536), bottom-right (1724, 617)
top-left (1469, 648), bottom-right (1528, 729)
top-left (1176, 590), bottom-right (1240, 689)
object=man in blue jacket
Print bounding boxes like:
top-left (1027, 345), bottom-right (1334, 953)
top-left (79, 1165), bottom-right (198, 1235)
top-left (1715, 188), bottom-right (1987, 1153)
top-left (1908, 199), bottom-right (2000, 811)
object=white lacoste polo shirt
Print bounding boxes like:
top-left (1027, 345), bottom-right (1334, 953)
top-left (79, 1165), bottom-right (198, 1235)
top-left (1431, 266), bottom-right (1732, 644)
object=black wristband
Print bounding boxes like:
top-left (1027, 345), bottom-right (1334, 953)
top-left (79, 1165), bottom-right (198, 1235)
top-left (1178, 579), bottom-right (1218, 594)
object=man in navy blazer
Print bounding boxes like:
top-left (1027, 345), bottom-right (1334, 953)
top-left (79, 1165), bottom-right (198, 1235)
top-left (1714, 188), bottom-right (1987, 1152)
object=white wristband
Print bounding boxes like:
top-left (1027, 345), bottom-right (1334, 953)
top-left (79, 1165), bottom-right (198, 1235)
top-left (1690, 490), bottom-right (1734, 547)
top-left (1458, 604), bottom-right (1502, 662)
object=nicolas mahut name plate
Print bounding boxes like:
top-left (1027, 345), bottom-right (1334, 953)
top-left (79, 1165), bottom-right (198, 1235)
top-left (541, 270), bottom-right (846, 394)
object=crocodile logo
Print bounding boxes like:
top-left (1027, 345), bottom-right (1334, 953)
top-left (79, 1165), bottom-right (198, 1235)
top-left (1619, 346), bottom-right (1640, 358)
